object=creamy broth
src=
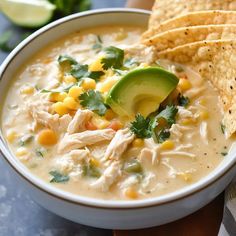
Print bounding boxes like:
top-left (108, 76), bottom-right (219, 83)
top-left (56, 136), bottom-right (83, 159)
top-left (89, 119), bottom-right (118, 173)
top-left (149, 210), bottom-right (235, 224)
top-left (1, 25), bottom-right (234, 200)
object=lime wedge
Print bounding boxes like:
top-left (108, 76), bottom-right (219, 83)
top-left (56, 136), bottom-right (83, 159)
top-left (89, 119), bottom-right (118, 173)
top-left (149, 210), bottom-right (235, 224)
top-left (0, 0), bottom-right (56, 28)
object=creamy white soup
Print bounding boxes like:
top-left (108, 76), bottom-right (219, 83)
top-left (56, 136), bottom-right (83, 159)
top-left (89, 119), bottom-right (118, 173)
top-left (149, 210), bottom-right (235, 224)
top-left (1, 25), bottom-right (234, 200)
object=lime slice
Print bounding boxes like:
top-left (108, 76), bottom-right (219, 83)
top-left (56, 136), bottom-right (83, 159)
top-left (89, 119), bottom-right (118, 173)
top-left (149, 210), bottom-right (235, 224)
top-left (0, 0), bottom-right (56, 28)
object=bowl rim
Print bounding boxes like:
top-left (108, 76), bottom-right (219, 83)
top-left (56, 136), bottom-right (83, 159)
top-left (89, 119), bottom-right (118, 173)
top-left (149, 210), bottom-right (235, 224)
top-left (0, 8), bottom-right (236, 210)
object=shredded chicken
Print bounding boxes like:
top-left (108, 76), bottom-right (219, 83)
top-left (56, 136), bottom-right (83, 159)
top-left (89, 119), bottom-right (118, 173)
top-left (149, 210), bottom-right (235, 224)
top-left (161, 151), bottom-right (196, 158)
top-left (200, 122), bottom-right (208, 144)
top-left (169, 124), bottom-right (192, 142)
top-left (67, 109), bottom-right (93, 134)
top-left (91, 161), bottom-right (121, 192)
top-left (103, 128), bottom-right (135, 161)
top-left (58, 129), bottom-right (115, 154)
top-left (54, 149), bottom-right (90, 174)
top-left (124, 44), bottom-right (156, 64)
top-left (139, 147), bottom-right (159, 165)
top-left (177, 106), bottom-right (194, 119)
top-left (120, 175), bottom-right (139, 189)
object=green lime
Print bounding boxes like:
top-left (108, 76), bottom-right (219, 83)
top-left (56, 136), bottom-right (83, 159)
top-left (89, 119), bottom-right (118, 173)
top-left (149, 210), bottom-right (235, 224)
top-left (0, 0), bottom-right (56, 28)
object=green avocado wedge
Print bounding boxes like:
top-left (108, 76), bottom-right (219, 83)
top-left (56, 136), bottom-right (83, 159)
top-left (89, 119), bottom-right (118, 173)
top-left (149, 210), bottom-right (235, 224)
top-left (106, 67), bottom-right (179, 118)
top-left (0, 0), bottom-right (56, 28)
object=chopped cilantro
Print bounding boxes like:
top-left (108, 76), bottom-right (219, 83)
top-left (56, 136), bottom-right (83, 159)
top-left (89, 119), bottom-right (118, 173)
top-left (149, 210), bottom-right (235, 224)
top-left (76, 0), bottom-right (91, 12)
top-left (79, 90), bottom-right (107, 116)
top-left (124, 58), bottom-right (138, 68)
top-left (70, 64), bottom-right (89, 80)
top-left (220, 122), bottom-right (226, 134)
top-left (92, 35), bottom-right (103, 52)
top-left (35, 148), bottom-right (46, 158)
top-left (82, 161), bottom-right (101, 178)
top-left (155, 105), bottom-right (178, 126)
top-left (151, 105), bottom-right (178, 143)
top-left (49, 171), bottom-right (69, 183)
top-left (101, 46), bottom-right (124, 70)
top-left (58, 55), bottom-right (78, 66)
top-left (19, 135), bottom-right (34, 146)
top-left (178, 95), bottom-right (190, 107)
top-left (40, 84), bottom-right (75, 94)
top-left (221, 152), bottom-right (228, 156)
top-left (87, 71), bottom-right (105, 81)
top-left (130, 114), bottom-right (152, 139)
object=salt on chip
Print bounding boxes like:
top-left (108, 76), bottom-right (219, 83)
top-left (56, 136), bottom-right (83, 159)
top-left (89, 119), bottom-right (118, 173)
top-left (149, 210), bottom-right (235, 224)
top-left (149, 0), bottom-right (236, 28)
top-left (143, 24), bottom-right (236, 52)
top-left (143, 10), bottom-right (236, 40)
top-left (157, 39), bottom-right (236, 137)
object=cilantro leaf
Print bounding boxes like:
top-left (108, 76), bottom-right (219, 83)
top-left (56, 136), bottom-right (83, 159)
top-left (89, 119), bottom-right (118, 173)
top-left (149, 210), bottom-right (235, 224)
top-left (19, 135), bottom-right (34, 146)
top-left (70, 64), bottom-right (89, 80)
top-left (151, 105), bottom-right (178, 143)
top-left (87, 71), bottom-right (105, 81)
top-left (155, 105), bottom-right (178, 126)
top-left (124, 58), bottom-right (138, 68)
top-left (79, 90), bottom-right (107, 116)
top-left (49, 171), bottom-right (69, 183)
top-left (130, 114), bottom-right (152, 139)
top-left (220, 122), bottom-right (226, 134)
top-left (178, 95), bottom-right (190, 107)
top-left (58, 55), bottom-right (78, 65)
top-left (101, 46), bottom-right (124, 70)
top-left (92, 35), bottom-right (103, 52)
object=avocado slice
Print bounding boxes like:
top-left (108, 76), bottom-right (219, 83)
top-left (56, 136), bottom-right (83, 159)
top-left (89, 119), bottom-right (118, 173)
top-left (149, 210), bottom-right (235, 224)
top-left (106, 67), bottom-right (179, 118)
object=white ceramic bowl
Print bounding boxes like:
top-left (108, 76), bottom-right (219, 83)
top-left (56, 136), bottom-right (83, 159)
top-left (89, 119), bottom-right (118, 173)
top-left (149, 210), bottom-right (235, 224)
top-left (0, 9), bottom-right (236, 230)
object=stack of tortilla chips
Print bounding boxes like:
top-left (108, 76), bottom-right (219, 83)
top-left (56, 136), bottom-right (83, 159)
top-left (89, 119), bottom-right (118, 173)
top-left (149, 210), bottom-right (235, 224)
top-left (142, 0), bottom-right (236, 138)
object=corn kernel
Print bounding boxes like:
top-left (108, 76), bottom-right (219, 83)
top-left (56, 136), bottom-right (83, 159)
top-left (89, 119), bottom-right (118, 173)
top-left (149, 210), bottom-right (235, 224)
top-left (178, 172), bottom-right (192, 182)
top-left (199, 98), bottom-right (206, 106)
top-left (91, 115), bottom-right (110, 129)
top-left (198, 110), bottom-right (209, 120)
top-left (63, 75), bottom-right (77, 84)
top-left (50, 92), bottom-right (67, 102)
top-left (52, 102), bottom-right (69, 115)
top-left (90, 158), bottom-right (100, 167)
top-left (6, 130), bottom-right (18, 143)
top-left (37, 129), bottom-right (57, 146)
top-left (178, 78), bottom-right (191, 91)
top-left (68, 86), bottom-right (83, 99)
top-left (82, 78), bottom-right (96, 90)
top-left (89, 57), bottom-right (104, 72)
top-left (160, 140), bottom-right (174, 150)
top-left (132, 138), bottom-right (144, 148)
top-left (16, 147), bottom-right (28, 157)
top-left (20, 86), bottom-right (34, 95)
top-left (98, 79), bottom-right (117, 93)
top-left (180, 118), bottom-right (197, 125)
top-left (115, 30), bottom-right (128, 41)
top-left (63, 97), bottom-right (79, 110)
top-left (125, 187), bottom-right (138, 199)
top-left (104, 109), bottom-right (116, 120)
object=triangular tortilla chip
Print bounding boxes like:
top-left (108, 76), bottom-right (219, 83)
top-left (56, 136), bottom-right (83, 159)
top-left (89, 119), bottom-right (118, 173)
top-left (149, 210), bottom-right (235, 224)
top-left (157, 39), bottom-right (236, 137)
top-left (149, 0), bottom-right (236, 28)
top-left (143, 10), bottom-right (236, 40)
top-left (143, 24), bottom-right (236, 52)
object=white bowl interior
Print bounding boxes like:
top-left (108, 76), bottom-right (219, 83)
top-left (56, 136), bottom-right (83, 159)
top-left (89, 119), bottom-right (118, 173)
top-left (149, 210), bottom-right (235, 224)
top-left (0, 9), bottom-right (235, 209)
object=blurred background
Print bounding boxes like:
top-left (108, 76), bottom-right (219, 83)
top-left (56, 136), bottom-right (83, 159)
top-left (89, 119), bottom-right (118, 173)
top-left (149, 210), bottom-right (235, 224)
top-left (0, 1), bottom-right (128, 236)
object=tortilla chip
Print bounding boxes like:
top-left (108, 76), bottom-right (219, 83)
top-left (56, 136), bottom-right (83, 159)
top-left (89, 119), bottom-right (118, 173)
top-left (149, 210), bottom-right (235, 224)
top-left (143, 24), bottom-right (236, 52)
top-left (157, 39), bottom-right (236, 137)
top-left (149, 0), bottom-right (236, 28)
top-left (143, 10), bottom-right (236, 40)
